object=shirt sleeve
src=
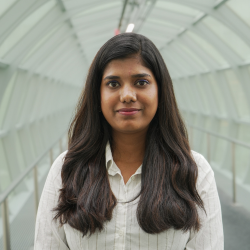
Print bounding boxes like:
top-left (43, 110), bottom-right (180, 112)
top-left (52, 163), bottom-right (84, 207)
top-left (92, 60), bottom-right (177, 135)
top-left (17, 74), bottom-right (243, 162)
top-left (34, 151), bottom-right (69, 250)
top-left (185, 153), bottom-right (224, 250)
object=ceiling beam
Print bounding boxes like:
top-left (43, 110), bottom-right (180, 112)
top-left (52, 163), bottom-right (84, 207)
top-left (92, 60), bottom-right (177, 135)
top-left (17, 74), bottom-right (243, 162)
top-left (57, 0), bottom-right (88, 64)
top-left (118, 0), bottom-right (129, 30)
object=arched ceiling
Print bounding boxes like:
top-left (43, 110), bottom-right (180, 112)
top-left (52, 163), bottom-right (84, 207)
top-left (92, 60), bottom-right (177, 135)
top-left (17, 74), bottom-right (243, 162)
top-left (0, 0), bottom-right (250, 87)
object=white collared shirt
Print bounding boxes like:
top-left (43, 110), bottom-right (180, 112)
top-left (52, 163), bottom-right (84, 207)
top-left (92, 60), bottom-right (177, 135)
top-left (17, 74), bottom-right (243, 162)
top-left (34, 142), bottom-right (224, 250)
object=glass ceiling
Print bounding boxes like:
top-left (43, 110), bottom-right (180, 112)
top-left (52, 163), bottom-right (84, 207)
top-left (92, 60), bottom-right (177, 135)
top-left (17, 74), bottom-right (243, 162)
top-left (0, 0), bottom-right (249, 82)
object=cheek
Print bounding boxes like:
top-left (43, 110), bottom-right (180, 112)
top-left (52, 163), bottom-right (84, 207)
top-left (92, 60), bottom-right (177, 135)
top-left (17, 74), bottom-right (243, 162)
top-left (144, 89), bottom-right (158, 110)
top-left (152, 87), bottom-right (158, 109)
top-left (100, 89), bottom-right (109, 105)
top-left (100, 91), bottom-right (116, 113)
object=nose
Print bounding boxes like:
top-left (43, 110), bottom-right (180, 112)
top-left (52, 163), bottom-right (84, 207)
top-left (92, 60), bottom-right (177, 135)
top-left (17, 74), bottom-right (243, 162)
top-left (120, 84), bottom-right (137, 103)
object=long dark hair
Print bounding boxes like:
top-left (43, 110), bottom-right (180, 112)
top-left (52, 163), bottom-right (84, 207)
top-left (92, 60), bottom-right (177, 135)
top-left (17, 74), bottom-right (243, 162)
top-left (53, 33), bottom-right (205, 236)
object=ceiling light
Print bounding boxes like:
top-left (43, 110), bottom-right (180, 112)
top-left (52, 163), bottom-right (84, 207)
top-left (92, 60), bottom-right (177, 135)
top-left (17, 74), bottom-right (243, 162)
top-left (126, 23), bottom-right (135, 32)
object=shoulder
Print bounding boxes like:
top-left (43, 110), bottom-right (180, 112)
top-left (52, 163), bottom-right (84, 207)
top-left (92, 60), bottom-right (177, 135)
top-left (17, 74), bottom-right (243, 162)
top-left (49, 150), bottom-right (68, 188)
top-left (190, 150), bottom-right (215, 196)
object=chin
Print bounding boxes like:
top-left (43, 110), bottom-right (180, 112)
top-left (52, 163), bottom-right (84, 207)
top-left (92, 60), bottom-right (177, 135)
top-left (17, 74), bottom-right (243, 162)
top-left (114, 125), bottom-right (148, 134)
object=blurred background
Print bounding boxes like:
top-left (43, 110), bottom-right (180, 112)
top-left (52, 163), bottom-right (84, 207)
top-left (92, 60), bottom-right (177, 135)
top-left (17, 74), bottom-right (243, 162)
top-left (0, 0), bottom-right (250, 249)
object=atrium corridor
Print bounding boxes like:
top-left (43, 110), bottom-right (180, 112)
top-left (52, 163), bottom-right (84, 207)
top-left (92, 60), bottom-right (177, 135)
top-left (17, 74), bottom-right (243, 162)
top-left (0, 0), bottom-right (250, 249)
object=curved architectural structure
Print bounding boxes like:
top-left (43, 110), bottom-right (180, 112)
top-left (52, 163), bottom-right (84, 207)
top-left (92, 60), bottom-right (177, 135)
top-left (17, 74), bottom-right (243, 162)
top-left (0, 0), bottom-right (250, 249)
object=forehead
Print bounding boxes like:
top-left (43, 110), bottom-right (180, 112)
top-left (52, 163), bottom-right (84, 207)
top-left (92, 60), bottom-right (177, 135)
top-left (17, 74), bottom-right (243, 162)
top-left (102, 56), bottom-right (152, 77)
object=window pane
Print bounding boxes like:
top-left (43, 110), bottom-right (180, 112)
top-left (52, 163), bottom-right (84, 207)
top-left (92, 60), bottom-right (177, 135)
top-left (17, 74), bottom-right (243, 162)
top-left (207, 73), bottom-right (227, 116)
top-left (20, 24), bottom-right (61, 66)
top-left (73, 2), bottom-right (120, 19)
top-left (186, 30), bottom-right (229, 67)
top-left (0, 72), bottom-right (17, 129)
top-left (203, 16), bottom-right (250, 61)
top-left (194, 76), bottom-right (211, 114)
top-left (238, 123), bottom-right (250, 143)
top-left (0, 0), bottom-right (57, 58)
top-left (175, 42), bottom-right (208, 72)
top-left (155, 1), bottom-right (202, 17)
top-left (213, 120), bottom-right (229, 166)
top-left (147, 18), bottom-right (183, 30)
top-left (224, 69), bottom-right (250, 119)
top-left (226, 0), bottom-right (250, 27)
top-left (0, 0), bottom-right (18, 18)
top-left (0, 139), bottom-right (12, 191)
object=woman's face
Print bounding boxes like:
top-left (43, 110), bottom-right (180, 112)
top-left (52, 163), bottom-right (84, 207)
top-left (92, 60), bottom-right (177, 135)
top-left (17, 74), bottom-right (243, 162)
top-left (100, 56), bottom-right (158, 134)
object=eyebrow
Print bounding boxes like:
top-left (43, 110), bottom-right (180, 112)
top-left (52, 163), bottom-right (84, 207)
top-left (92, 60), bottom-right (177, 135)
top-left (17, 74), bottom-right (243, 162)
top-left (103, 73), bottom-right (151, 80)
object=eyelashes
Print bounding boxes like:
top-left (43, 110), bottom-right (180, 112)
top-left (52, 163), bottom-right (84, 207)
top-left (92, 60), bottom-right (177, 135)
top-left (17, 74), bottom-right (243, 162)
top-left (107, 81), bottom-right (119, 88)
top-left (135, 80), bottom-right (149, 86)
top-left (107, 80), bottom-right (149, 88)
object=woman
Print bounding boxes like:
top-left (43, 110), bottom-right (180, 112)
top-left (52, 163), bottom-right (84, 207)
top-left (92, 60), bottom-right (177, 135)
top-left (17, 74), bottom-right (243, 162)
top-left (34, 33), bottom-right (224, 249)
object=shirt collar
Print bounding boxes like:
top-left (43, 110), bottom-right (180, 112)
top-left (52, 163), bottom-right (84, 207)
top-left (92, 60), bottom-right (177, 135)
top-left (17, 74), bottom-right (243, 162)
top-left (105, 141), bottom-right (142, 176)
top-left (105, 141), bottom-right (120, 176)
top-left (105, 140), bottom-right (113, 168)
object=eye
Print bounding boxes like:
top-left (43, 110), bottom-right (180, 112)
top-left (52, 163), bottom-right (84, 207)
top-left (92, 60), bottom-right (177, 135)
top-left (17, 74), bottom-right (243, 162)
top-left (107, 81), bottom-right (119, 88)
top-left (135, 80), bottom-right (149, 86)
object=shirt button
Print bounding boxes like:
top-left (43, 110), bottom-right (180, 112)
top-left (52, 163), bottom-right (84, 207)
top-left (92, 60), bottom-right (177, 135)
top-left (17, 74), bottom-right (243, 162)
top-left (119, 229), bottom-right (124, 236)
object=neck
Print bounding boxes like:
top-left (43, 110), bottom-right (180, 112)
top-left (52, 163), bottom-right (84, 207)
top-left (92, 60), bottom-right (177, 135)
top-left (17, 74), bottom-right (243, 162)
top-left (111, 129), bottom-right (147, 184)
top-left (111, 129), bottom-right (147, 165)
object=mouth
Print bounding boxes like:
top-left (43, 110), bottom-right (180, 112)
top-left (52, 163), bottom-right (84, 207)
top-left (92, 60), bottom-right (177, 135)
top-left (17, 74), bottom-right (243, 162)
top-left (116, 108), bottom-right (142, 116)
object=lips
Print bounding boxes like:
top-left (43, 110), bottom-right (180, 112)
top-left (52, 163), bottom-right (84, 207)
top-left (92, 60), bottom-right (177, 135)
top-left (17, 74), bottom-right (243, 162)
top-left (117, 108), bottom-right (141, 112)
top-left (117, 108), bottom-right (141, 116)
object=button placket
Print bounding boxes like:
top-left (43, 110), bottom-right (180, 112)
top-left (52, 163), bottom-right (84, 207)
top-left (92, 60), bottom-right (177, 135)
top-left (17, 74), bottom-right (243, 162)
top-left (119, 228), bottom-right (124, 236)
top-left (112, 174), bottom-right (126, 250)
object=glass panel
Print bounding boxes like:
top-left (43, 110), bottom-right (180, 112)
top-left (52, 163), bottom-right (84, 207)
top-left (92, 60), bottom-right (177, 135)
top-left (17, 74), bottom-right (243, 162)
top-left (202, 16), bottom-right (250, 61)
top-left (173, 81), bottom-right (184, 108)
top-left (175, 80), bottom-right (193, 111)
top-left (2, 132), bottom-right (26, 179)
top-left (140, 29), bottom-right (172, 46)
top-left (0, 0), bottom-right (57, 58)
top-left (226, 0), bottom-right (250, 27)
top-left (37, 155), bottom-right (50, 197)
top-left (238, 123), bottom-right (250, 143)
top-left (237, 123), bottom-right (250, 179)
top-left (209, 118), bottom-right (220, 161)
top-left (72, 8), bottom-right (119, 28)
top-left (175, 42), bottom-right (208, 72)
top-left (194, 76), bottom-right (210, 114)
top-left (20, 24), bottom-right (61, 66)
top-left (211, 120), bottom-right (229, 167)
top-left (73, 1), bottom-right (120, 19)
top-left (182, 79), bottom-right (199, 112)
top-left (65, 0), bottom-right (98, 10)
top-left (0, 72), bottom-right (17, 129)
top-left (0, 0), bottom-right (18, 18)
top-left (235, 144), bottom-right (250, 180)
top-left (0, 206), bottom-right (2, 249)
top-left (207, 73), bottom-right (227, 116)
top-left (155, 1), bottom-right (202, 17)
top-left (141, 22), bottom-right (180, 36)
top-left (18, 128), bottom-right (36, 169)
top-left (186, 30), bottom-right (229, 67)
top-left (30, 122), bottom-right (45, 156)
top-left (8, 177), bottom-right (36, 250)
top-left (224, 69), bottom-right (250, 119)
top-left (192, 129), bottom-right (207, 156)
top-left (147, 17), bottom-right (183, 30)
top-left (0, 139), bottom-right (12, 191)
